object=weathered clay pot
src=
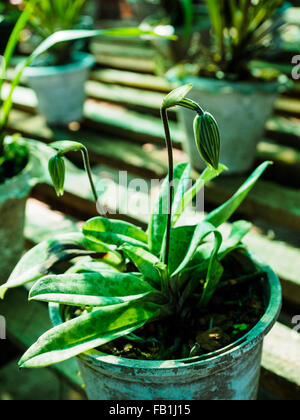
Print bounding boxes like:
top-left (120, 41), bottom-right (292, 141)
top-left (49, 255), bottom-right (282, 400)
top-left (175, 76), bottom-right (286, 174)
top-left (0, 163), bottom-right (31, 285)
top-left (24, 52), bottom-right (95, 126)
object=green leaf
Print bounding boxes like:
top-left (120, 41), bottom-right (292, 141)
top-left (219, 220), bottom-right (252, 257)
top-left (1, 26), bottom-right (171, 130)
top-left (185, 220), bottom-right (252, 273)
top-left (0, 0), bottom-right (35, 93)
top-left (162, 84), bottom-right (193, 110)
top-left (205, 161), bottom-right (272, 227)
top-left (198, 232), bottom-right (223, 307)
top-left (172, 221), bottom-right (223, 277)
top-left (149, 162), bottom-right (191, 257)
top-left (66, 261), bottom-right (120, 275)
top-left (173, 163), bottom-right (227, 225)
top-left (29, 272), bottom-right (155, 307)
top-left (0, 233), bottom-right (122, 298)
top-left (0, 233), bottom-right (82, 298)
top-left (19, 301), bottom-right (161, 368)
top-left (83, 217), bottom-right (148, 249)
top-left (121, 245), bottom-right (163, 289)
top-left (168, 225), bottom-right (198, 275)
top-left (50, 141), bottom-right (84, 155)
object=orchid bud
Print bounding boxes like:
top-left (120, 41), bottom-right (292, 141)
top-left (48, 155), bottom-right (65, 197)
top-left (193, 112), bottom-right (220, 170)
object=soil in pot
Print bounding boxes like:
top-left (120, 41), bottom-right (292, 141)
top-left (68, 249), bottom-right (266, 362)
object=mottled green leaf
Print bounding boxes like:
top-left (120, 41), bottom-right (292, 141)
top-left (168, 225), bottom-right (198, 275)
top-left (172, 221), bottom-right (223, 277)
top-left (149, 162), bottom-right (191, 257)
top-left (83, 217), bottom-right (148, 249)
top-left (29, 272), bottom-right (155, 307)
top-left (205, 161), bottom-right (272, 227)
top-left (19, 301), bottom-right (161, 368)
top-left (121, 245), bottom-right (163, 289)
top-left (0, 233), bottom-right (122, 298)
top-left (173, 163), bottom-right (227, 224)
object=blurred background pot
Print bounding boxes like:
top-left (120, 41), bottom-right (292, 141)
top-left (0, 163), bottom-right (31, 285)
top-left (50, 256), bottom-right (281, 400)
top-left (127, 0), bottom-right (159, 22)
top-left (24, 52), bottom-right (95, 126)
top-left (176, 76), bottom-right (285, 175)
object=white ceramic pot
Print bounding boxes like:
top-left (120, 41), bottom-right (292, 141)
top-left (176, 76), bottom-right (286, 174)
top-left (25, 52), bottom-right (95, 126)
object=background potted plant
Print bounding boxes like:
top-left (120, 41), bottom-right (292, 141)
top-left (21, 0), bottom-right (95, 126)
top-left (127, 0), bottom-right (160, 22)
top-left (1, 85), bottom-right (282, 400)
top-left (165, 0), bottom-right (291, 174)
top-left (129, 0), bottom-right (210, 72)
top-left (0, 0), bottom-right (165, 285)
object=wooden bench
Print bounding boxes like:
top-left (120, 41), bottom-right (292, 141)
top-left (0, 16), bottom-right (300, 400)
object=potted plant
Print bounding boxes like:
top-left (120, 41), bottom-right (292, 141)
top-left (19, 0), bottom-right (95, 126)
top-left (1, 85), bottom-right (282, 400)
top-left (166, 0), bottom-right (290, 174)
top-left (130, 0), bottom-right (210, 72)
top-left (0, 0), bottom-right (163, 284)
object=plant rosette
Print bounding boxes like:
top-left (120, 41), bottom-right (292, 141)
top-left (24, 52), bottom-right (95, 126)
top-left (168, 74), bottom-right (289, 175)
top-left (49, 252), bottom-right (281, 401)
top-left (0, 86), bottom-right (282, 400)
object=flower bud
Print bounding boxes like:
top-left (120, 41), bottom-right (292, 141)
top-left (193, 112), bottom-right (220, 170)
top-left (48, 155), bottom-right (65, 197)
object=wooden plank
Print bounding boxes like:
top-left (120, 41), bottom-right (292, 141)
top-left (257, 140), bottom-right (300, 188)
top-left (261, 323), bottom-right (300, 400)
top-left (0, 358), bottom-right (85, 400)
top-left (5, 103), bottom-right (300, 235)
top-left (275, 97), bottom-right (300, 119)
top-left (266, 116), bottom-right (300, 149)
top-left (5, 82), bottom-right (300, 152)
top-left (205, 176), bottom-right (300, 232)
top-left (91, 68), bottom-right (171, 92)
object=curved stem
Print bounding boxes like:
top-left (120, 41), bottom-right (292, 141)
top-left (81, 147), bottom-right (98, 203)
top-left (161, 108), bottom-right (174, 268)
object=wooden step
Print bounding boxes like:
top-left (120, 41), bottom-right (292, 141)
top-left (4, 79), bottom-right (300, 152)
top-left (5, 103), bottom-right (300, 236)
top-left (261, 322), bottom-right (300, 400)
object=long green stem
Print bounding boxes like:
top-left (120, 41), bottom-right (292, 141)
top-left (81, 147), bottom-right (98, 203)
top-left (161, 108), bottom-right (174, 268)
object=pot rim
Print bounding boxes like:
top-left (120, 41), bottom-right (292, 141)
top-left (171, 75), bottom-right (290, 95)
top-left (49, 252), bottom-right (282, 373)
top-left (24, 52), bottom-right (95, 78)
